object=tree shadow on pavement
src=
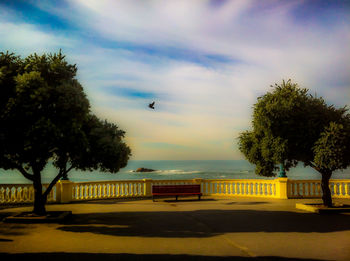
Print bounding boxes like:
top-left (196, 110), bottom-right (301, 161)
top-left (0, 253), bottom-right (323, 261)
top-left (57, 209), bottom-right (350, 238)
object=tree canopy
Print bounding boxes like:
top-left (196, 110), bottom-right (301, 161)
top-left (238, 80), bottom-right (350, 206)
top-left (0, 51), bottom-right (131, 214)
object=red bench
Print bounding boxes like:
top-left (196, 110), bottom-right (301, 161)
top-left (152, 184), bottom-right (202, 201)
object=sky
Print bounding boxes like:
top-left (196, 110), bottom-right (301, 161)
top-left (0, 0), bottom-right (349, 161)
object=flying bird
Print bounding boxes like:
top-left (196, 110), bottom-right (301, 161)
top-left (148, 101), bottom-right (155, 109)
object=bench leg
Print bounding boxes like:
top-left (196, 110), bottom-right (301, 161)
top-left (198, 195), bottom-right (201, 201)
top-left (176, 195), bottom-right (178, 201)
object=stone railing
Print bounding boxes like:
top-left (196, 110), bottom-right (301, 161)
top-left (0, 183), bottom-right (56, 204)
top-left (1, 178), bottom-right (349, 204)
top-left (288, 179), bottom-right (350, 198)
top-left (200, 179), bottom-right (281, 198)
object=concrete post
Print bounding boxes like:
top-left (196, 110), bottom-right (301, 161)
top-left (143, 179), bottom-right (153, 197)
top-left (276, 178), bottom-right (289, 199)
top-left (57, 180), bottom-right (73, 203)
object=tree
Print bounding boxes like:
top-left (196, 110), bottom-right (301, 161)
top-left (238, 80), bottom-right (350, 207)
top-left (0, 51), bottom-right (131, 215)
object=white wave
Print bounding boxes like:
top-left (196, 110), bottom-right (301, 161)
top-left (128, 169), bottom-right (201, 175)
top-left (155, 169), bottom-right (202, 175)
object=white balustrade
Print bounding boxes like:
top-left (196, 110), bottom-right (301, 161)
top-left (71, 180), bottom-right (146, 201)
top-left (287, 180), bottom-right (350, 198)
top-left (0, 184), bottom-right (56, 203)
top-left (201, 179), bottom-right (277, 198)
top-left (1, 178), bottom-right (349, 204)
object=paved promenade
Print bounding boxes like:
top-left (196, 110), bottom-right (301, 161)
top-left (0, 197), bottom-right (350, 260)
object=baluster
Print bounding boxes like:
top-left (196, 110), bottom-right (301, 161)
top-left (102, 184), bottom-right (106, 198)
top-left (83, 185), bottom-right (86, 199)
top-left (115, 184), bottom-right (119, 197)
top-left (112, 183), bottom-right (116, 197)
top-left (17, 187), bottom-right (21, 202)
top-left (86, 185), bottom-right (90, 199)
top-left (96, 184), bottom-right (100, 198)
top-left (119, 184), bottom-right (123, 197)
top-left (92, 184), bottom-right (96, 199)
top-left (75, 185), bottom-right (80, 200)
top-left (95, 184), bottom-right (99, 198)
top-left (22, 187), bottom-right (27, 202)
top-left (334, 183), bottom-right (338, 196)
top-left (340, 183), bottom-right (344, 197)
top-left (138, 183), bottom-right (141, 196)
top-left (268, 183), bottom-right (272, 196)
top-left (317, 182), bottom-right (321, 196)
top-left (127, 183), bottom-right (131, 196)
top-left (5, 187), bottom-right (9, 202)
top-left (105, 184), bottom-right (109, 198)
top-left (80, 185), bottom-right (84, 200)
top-left (102, 184), bottom-right (105, 198)
top-left (300, 183), bottom-right (304, 197)
top-left (114, 184), bottom-right (118, 197)
top-left (74, 185), bottom-right (78, 200)
top-left (10, 187), bottom-right (15, 202)
top-left (137, 183), bottom-right (141, 196)
top-left (289, 182), bottom-right (294, 197)
top-left (81, 185), bottom-right (85, 199)
top-left (129, 183), bottom-right (132, 196)
top-left (129, 183), bottom-right (133, 196)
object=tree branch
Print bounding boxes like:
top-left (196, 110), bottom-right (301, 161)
top-left (307, 161), bottom-right (320, 172)
top-left (43, 165), bottom-right (75, 199)
top-left (16, 165), bottom-right (34, 181)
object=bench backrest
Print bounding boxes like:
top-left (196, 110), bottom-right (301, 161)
top-left (152, 184), bottom-right (201, 194)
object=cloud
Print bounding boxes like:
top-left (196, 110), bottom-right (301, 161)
top-left (0, 21), bottom-right (76, 56)
top-left (1, 0), bottom-right (349, 160)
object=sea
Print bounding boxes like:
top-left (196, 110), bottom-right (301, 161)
top-left (1, 160), bottom-right (350, 184)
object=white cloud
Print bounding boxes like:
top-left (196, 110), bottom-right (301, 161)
top-left (0, 22), bottom-right (76, 56)
top-left (2, 0), bottom-right (349, 159)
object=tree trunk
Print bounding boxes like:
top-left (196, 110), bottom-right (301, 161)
top-left (321, 171), bottom-right (333, 207)
top-left (32, 170), bottom-right (47, 216)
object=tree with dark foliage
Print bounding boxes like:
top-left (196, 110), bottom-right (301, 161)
top-left (238, 80), bottom-right (350, 207)
top-left (0, 51), bottom-right (131, 215)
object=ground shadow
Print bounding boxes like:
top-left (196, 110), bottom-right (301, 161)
top-left (0, 238), bottom-right (13, 242)
top-left (162, 198), bottom-right (217, 203)
top-left (57, 209), bottom-right (350, 238)
top-left (68, 197), bottom-right (150, 205)
top-left (0, 253), bottom-right (322, 261)
top-left (225, 202), bottom-right (269, 205)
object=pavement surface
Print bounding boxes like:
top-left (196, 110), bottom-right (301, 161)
top-left (0, 196), bottom-right (350, 261)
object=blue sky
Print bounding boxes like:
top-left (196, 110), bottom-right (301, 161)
top-left (1, 0), bottom-right (349, 160)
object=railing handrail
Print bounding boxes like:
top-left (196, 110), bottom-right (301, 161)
top-left (1, 178), bottom-right (350, 204)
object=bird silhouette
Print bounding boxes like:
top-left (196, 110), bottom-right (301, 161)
top-left (148, 101), bottom-right (155, 109)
